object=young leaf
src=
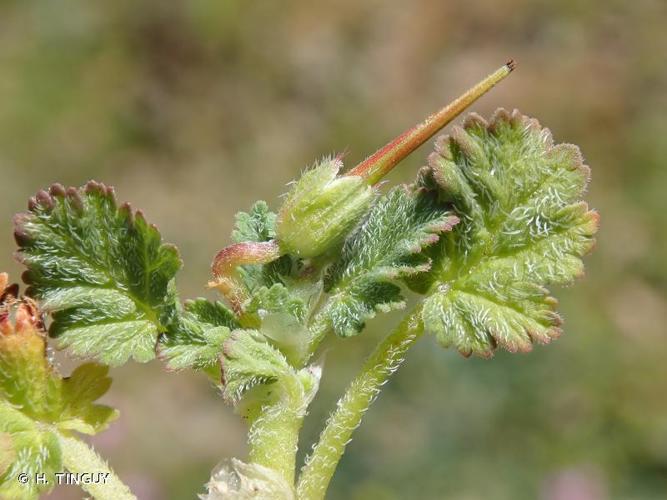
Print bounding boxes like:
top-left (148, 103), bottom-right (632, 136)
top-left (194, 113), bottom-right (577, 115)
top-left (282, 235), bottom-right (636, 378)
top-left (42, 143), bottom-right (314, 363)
top-left (0, 277), bottom-right (117, 497)
top-left (320, 186), bottom-right (458, 337)
top-left (245, 284), bottom-right (309, 323)
top-left (58, 363), bottom-right (118, 434)
top-left (220, 329), bottom-right (319, 416)
top-left (230, 201), bottom-right (294, 295)
top-left (232, 201), bottom-right (277, 244)
top-left (221, 329), bottom-right (292, 404)
top-left (158, 298), bottom-right (239, 372)
top-left (418, 109), bottom-right (598, 357)
top-left (244, 282), bottom-right (321, 365)
top-left (14, 182), bottom-right (182, 366)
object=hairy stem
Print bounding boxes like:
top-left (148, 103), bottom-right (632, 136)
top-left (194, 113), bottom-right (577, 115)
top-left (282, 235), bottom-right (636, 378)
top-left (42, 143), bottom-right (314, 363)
top-left (247, 401), bottom-right (303, 488)
top-left (246, 366), bottom-right (317, 490)
top-left (57, 433), bottom-right (136, 500)
top-left (297, 306), bottom-right (424, 500)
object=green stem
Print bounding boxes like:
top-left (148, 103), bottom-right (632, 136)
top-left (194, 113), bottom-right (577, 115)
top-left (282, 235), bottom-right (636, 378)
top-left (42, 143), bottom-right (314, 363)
top-left (296, 306), bottom-right (424, 500)
top-left (247, 400), bottom-right (304, 487)
top-left (57, 433), bottom-right (136, 500)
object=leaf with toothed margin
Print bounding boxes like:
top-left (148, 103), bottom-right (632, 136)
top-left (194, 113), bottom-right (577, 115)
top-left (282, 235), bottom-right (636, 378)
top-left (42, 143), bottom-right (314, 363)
top-left (232, 201), bottom-right (277, 244)
top-left (231, 201), bottom-right (295, 294)
top-left (414, 109), bottom-right (598, 357)
top-left (220, 329), bottom-right (319, 411)
top-left (221, 329), bottom-right (292, 404)
top-left (319, 186), bottom-right (458, 337)
top-left (13, 182), bottom-right (182, 366)
top-left (158, 298), bottom-right (239, 373)
top-left (0, 278), bottom-right (117, 498)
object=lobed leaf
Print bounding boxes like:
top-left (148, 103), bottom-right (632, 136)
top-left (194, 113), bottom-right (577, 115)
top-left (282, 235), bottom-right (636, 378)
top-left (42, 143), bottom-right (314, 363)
top-left (220, 328), bottom-right (320, 417)
top-left (417, 109), bottom-right (598, 357)
top-left (158, 298), bottom-right (238, 372)
top-left (232, 201), bottom-right (277, 244)
top-left (14, 182), bottom-right (182, 366)
top-left (220, 329), bottom-right (292, 404)
top-left (320, 186), bottom-right (458, 337)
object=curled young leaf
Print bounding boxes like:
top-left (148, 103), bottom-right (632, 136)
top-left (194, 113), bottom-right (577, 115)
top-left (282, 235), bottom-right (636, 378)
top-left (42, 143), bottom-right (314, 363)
top-left (417, 109), bottom-right (598, 357)
top-left (14, 182), bottom-right (182, 366)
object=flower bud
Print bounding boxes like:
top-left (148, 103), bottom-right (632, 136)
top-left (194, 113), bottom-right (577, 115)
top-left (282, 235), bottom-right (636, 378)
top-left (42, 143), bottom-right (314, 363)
top-left (276, 157), bottom-right (374, 258)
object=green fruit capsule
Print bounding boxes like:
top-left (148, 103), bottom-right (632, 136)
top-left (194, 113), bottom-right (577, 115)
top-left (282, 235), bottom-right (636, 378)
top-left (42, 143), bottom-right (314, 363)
top-left (276, 157), bottom-right (374, 258)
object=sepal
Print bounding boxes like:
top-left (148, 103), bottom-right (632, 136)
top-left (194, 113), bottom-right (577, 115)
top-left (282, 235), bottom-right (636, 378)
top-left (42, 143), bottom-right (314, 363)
top-left (276, 157), bottom-right (374, 258)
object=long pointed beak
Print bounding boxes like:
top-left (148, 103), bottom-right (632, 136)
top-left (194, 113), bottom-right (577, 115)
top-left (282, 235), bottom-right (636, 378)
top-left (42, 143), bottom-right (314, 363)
top-left (346, 60), bottom-right (515, 185)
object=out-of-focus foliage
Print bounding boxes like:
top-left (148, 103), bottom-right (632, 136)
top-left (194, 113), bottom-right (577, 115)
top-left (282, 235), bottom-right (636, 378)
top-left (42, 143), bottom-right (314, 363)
top-left (0, 1), bottom-right (665, 499)
top-left (0, 275), bottom-right (117, 499)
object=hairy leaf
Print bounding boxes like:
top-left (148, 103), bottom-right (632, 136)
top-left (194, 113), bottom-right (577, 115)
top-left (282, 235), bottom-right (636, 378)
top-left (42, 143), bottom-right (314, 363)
top-left (0, 403), bottom-right (61, 499)
top-left (220, 329), bottom-right (320, 422)
top-left (245, 283), bottom-right (309, 323)
top-left (321, 186), bottom-right (458, 337)
top-left (232, 201), bottom-right (277, 244)
top-left (14, 182), bottom-right (182, 366)
top-left (221, 329), bottom-right (292, 404)
top-left (244, 282), bottom-right (321, 365)
top-left (158, 298), bottom-right (238, 372)
top-left (418, 109), bottom-right (598, 357)
top-left (231, 202), bottom-right (295, 294)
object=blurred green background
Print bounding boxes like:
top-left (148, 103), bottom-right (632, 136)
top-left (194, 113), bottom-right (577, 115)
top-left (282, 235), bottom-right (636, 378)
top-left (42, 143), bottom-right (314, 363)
top-left (1, 1), bottom-right (666, 499)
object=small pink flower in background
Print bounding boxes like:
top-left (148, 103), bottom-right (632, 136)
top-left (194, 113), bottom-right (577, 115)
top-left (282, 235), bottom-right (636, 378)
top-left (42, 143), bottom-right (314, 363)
top-left (542, 466), bottom-right (608, 500)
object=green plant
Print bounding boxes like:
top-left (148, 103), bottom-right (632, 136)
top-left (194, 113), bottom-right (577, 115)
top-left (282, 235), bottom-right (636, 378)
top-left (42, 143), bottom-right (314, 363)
top-left (0, 61), bottom-right (598, 499)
